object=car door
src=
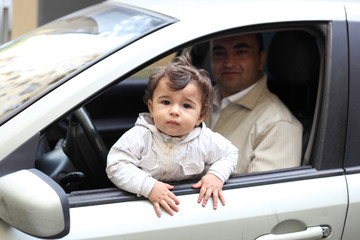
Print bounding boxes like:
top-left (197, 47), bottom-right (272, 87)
top-left (0, 1), bottom-right (351, 239)
top-left (62, 4), bottom-right (350, 238)
top-left (342, 2), bottom-right (360, 239)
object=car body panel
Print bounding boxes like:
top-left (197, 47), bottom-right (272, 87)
top-left (119, 0), bottom-right (347, 23)
top-left (342, 173), bottom-right (360, 240)
top-left (0, 0), bottom-right (358, 239)
top-left (2, 175), bottom-right (347, 239)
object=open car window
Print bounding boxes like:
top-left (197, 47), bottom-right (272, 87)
top-left (33, 25), bottom-right (324, 204)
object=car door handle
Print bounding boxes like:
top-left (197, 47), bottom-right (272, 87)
top-left (256, 226), bottom-right (331, 240)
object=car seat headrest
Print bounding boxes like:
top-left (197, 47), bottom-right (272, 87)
top-left (268, 31), bottom-right (320, 86)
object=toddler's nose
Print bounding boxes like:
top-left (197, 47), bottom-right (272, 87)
top-left (170, 105), bottom-right (180, 116)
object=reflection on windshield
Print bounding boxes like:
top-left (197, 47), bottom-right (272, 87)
top-left (0, 3), bottom-right (173, 122)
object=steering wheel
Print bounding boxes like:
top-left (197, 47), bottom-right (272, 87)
top-left (63, 107), bottom-right (113, 189)
top-left (73, 107), bottom-right (109, 162)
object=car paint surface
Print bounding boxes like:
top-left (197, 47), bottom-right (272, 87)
top-left (0, 0), bottom-right (359, 239)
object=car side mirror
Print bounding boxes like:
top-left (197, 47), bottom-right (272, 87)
top-left (0, 169), bottom-right (70, 238)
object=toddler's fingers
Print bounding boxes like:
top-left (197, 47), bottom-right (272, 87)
top-left (219, 190), bottom-right (226, 206)
top-left (153, 202), bottom-right (162, 218)
top-left (202, 188), bottom-right (212, 207)
top-left (165, 183), bottom-right (174, 190)
top-left (212, 190), bottom-right (219, 210)
top-left (167, 198), bottom-right (180, 212)
top-left (160, 200), bottom-right (174, 216)
top-left (169, 191), bottom-right (180, 205)
top-left (192, 179), bottom-right (202, 189)
top-left (197, 186), bottom-right (206, 203)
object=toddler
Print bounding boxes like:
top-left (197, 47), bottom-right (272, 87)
top-left (106, 55), bottom-right (237, 217)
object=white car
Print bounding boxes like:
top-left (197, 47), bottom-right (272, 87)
top-left (0, 0), bottom-right (359, 239)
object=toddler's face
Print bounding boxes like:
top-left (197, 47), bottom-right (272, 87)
top-left (148, 77), bottom-right (205, 137)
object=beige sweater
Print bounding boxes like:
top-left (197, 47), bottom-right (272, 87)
top-left (206, 74), bottom-right (303, 174)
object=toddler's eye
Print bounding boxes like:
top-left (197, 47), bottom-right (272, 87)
top-left (161, 100), bottom-right (170, 105)
top-left (183, 104), bottom-right (191, 109)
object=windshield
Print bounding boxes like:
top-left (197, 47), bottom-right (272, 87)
top-left (0, 2), bottom-right (175, 123)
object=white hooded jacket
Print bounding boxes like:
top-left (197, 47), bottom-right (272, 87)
top-left (106, 113), bottom-right (238, 197)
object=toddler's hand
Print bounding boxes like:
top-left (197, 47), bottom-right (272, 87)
top-left (192, 173), bottom-right (224, 209)
top-left (148, 181), bottom-right (180, 217)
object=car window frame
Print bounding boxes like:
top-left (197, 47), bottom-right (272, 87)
top-left (67, 20), bottom-right (348, 207)
top-left (344, 15), bottom-right (360, 171)
top-left (0, 19), bottom-right (348, 208)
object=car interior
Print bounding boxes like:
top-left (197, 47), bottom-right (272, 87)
top-left (35, 27), bottom-right (323, 204)
top-left (267, 30), bottom-right (320, 165)
top-left (189, 30), bottom-right (320, 165)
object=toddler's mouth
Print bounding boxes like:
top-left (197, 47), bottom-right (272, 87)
top-left (167, 120), bottom-right (179, 125)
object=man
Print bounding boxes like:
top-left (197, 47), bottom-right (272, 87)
top-left (205, 33), bottom-right (303, 174)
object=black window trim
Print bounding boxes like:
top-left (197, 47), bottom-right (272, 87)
top-left (68, 167), bottom-right (344, 208)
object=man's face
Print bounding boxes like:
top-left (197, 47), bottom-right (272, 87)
top-left (210, 34), bottom-right (266, 98)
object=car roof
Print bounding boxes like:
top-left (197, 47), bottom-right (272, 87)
top-left (112, 0), bottom-right (357, 20)
top-left (108, 0), bottom-right (355, 25)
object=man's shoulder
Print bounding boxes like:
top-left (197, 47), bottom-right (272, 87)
top-left (258, 88), bottom-right (287, 108)
top-left (254, 89), bottom-right (303, 129)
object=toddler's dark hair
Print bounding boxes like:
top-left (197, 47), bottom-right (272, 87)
top-left (144, 54), bottom-right (213, 118)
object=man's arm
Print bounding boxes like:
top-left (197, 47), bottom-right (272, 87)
top-left (248, 120), bottom-right (303, 173)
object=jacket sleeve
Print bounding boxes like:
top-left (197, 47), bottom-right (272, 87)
top-left (247, 120), bottom-right (302, 173)
top-left (106, 127), bottom-right (157, 198)
top-left (205, 130), bottom-right (238, 183)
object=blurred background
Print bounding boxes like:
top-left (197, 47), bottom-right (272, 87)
top-left (0, 0), bottom-right (103, 44)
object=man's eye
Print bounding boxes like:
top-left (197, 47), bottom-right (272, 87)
top-left (236, 49), bottom-right (247, 55)
top-left (161, 100), bottom-right (170, 105)
top-left (183, 104), bottom-right (192, 109)
top-left (212, 51), bottom-right (225, 57)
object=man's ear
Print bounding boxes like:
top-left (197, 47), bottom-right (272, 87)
top-left (147, 99), bottom-right (153, 115)
top-left (259, 50), bottom-right (267, 71)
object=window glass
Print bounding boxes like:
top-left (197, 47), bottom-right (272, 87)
top-left (129, 53), bottom-right (177, 79)
top-left (0, 3), bottom-right (175, 122)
